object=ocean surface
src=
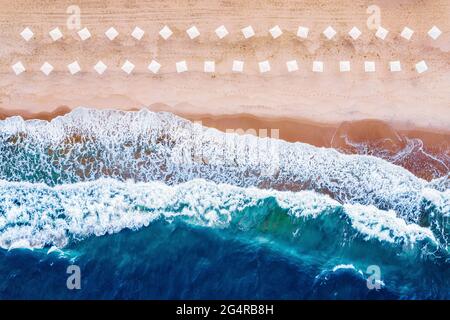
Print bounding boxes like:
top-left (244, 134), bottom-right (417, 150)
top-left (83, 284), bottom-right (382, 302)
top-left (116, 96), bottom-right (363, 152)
top-left (0, 108), bottom-right (448, 299)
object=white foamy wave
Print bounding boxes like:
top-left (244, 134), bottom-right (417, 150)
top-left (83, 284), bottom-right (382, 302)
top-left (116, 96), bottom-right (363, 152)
top-left (422, 188), bottom-right (450, 216)
top-left (332, 264), bottom-right (357, 272)
top-left (0, 108), bottom-right (448, 222)
top-left (0, 178), bottom-right (440, 254)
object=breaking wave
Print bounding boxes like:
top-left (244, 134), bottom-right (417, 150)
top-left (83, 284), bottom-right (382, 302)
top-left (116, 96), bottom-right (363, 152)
top-left (0, 108), bottom-right (448, 222)
top-left (0, 178), bottom-right (447, 255)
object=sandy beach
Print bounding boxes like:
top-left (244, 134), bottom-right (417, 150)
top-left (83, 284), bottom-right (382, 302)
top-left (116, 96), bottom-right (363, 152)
top-left (1, 1), bottom-right (450, 301)
top-left (0, 0), bottom-right (449, 179)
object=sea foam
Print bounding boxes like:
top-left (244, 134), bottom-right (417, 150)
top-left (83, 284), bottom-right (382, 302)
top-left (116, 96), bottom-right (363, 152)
top-left (0, 108), bottom-right (448, 222)
top-left (0, 178), bottom-right (443, 257)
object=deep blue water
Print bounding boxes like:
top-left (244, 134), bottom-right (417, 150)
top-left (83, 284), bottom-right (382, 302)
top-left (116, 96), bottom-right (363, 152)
top-left (0, 221), bottom-right (399, 300)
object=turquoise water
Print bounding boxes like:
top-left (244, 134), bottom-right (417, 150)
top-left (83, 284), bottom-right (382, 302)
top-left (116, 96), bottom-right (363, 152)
top-left (0, 108), bottom-right (448, 299)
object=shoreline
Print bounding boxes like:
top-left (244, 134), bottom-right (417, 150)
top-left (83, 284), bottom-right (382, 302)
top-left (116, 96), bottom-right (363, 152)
top-left (1, 105), bottom-right (448, 181)
top-left (2, 104), bottom-right (449, 139)
top-left (2, 102), bottom-right (450, 134)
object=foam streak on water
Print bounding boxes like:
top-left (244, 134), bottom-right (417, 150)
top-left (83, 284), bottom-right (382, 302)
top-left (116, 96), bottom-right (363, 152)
top-left (0, 178), bottom-right (444, 253)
